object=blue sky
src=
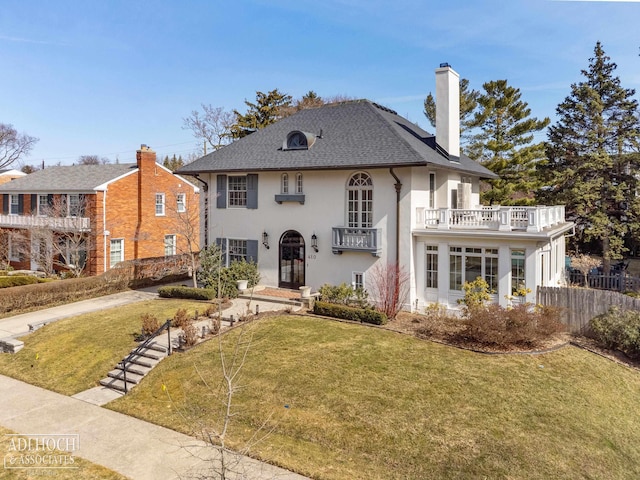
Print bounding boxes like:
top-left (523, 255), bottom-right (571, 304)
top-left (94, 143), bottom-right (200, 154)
top-left (1, 0), bottom-right (639, 166)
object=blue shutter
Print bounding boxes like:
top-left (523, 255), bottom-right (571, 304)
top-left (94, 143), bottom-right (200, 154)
top-left (216, 175), bottom-right (227, 209)
top-left (18, 195), bottom-right (24, 215)
top-left (247, 240), bottom-right (258, 263)
top-left (247, 174), bottom-right (258, 209)
top-left (47, 194), bottom-right (54, 207)
top-left (2, 194), bottom-right (7, 215)
top-left (31, 194), bottom-right (37, 212)
top-left (78, 194), bottom-right (85, 216)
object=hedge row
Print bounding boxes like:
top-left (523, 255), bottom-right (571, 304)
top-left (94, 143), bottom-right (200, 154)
top-left (0, 274), bottom-right (129, 316)
top-left (158, 286), bottom-right (216, 300)
top-left (313, 301), bottom-right (387, 325)
top-left (0, 276), bottom-right (42, 288)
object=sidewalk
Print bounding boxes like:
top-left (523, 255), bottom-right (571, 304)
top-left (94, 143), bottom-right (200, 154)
top-left (0, 375), bottom-right (308, 480)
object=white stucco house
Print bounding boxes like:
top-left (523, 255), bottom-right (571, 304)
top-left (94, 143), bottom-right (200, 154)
top-left (179, 65), bottom-right (573, 310)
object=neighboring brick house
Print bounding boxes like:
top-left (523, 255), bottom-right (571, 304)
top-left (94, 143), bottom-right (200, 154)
top-left (0, 145), bottom-right (199, 276)
top-left (180, 65), bottom-right (573, 310)
top-left (0, 169), bottom-right (26, 185)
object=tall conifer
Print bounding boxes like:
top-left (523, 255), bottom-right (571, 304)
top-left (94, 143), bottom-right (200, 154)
top-left (538, 42), bottom-right (640, 270)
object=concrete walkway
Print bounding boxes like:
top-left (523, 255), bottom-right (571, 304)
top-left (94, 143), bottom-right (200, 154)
top-left (0, 290), bottom-right (157, 339)
top-left (0, 288), bottom-right (307, 479)
top-left (0, 375), bottom-right (308, 479)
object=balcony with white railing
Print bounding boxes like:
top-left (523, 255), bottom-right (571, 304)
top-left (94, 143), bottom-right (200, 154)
top-left (0, 214), bottom-right (91, 232)
top-left (415, 205), bottom-right (567, 233)
top-left (332, 227), bottom-right (382, 257)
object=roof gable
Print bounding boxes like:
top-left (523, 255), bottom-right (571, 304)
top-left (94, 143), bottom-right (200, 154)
top-left (0, 164), bottom-right (138, 193)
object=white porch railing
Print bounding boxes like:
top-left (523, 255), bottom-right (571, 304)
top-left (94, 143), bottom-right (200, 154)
top-left (332, 227), bottom-right (382, 257)
top-left (0, 214), bottom-right (91, 231)
top-left (415, 205), bottom-right (566, 233)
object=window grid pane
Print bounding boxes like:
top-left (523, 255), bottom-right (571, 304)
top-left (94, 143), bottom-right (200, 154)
top-left (282, 174), bottom-right (289, 194)
top-left (176, 194), bottom-right (186, 212)
top-left (228, 177), bottom-right (247, 207)
top-left (110, 239), bottom-right (123, 268)
top-left (164, 235), bottom-right (176, 256)
top-left (296, 173), bottom-right (303, 194)
top-left (426, 245), bottom-right (438, 289)
top-left (155, 194), bottom-right (165, 215)
top-left (228, 239), bottom-right (247, 264)
top-left (38, 195), bottom-right (48, 216)
top-left (10, 195), bottom-right (19, 215)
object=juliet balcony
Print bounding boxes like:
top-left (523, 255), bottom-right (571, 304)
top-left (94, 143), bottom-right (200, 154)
top-left (332, 227), bottom-right (382, 257)
top-left (415, 205), bottom-right (567, 233)
top-left (0, 214), bottom-right (91, 232)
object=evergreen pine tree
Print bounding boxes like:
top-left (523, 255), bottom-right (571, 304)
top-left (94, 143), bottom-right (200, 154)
top-left (231, 89), bottom-right (292, 139)
top-left (538, 42), bottom-right (640, 270)
top-left (467, 79), bottom-right (549, 205)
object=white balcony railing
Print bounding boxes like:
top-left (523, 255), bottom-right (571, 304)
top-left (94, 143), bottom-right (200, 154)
top-left (415, 205), bottom-right (566, 233)
top-left (332, 227), bottom-right (382, 257)
top-left (0, 214), bottom-right (91, 231)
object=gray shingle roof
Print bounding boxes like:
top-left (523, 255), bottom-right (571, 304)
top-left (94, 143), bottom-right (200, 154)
top-left (179, 100), bottom-right (497, 178)
top-left (0, 163), bottom-right (137, 193)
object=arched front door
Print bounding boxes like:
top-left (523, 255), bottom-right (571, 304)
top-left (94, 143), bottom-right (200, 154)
top-left (279, 230), bottom-right (305, 289)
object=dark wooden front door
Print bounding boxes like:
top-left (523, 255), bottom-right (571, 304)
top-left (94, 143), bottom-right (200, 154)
top-left (279, 230), bottom-right (305, 289)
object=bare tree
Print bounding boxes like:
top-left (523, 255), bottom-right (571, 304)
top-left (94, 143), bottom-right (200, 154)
top-left (183, 105), bottom-right (235, 154)
top-left (77, 155), bottom-right (110, 165)
top-left (166, 189), bottom-right (200, 287)
top-left (368, 262), bottom-right (411, 320)
top-left (13, 227), bottom-right (55, 276)
top-left (0, 123), bottom-right (38, 169)
top-left (0, 228), bottom-right (12, 270)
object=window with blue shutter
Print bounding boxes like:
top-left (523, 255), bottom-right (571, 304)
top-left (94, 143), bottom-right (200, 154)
top-left (216, 175), bottom-right (227, 209)
top-left (247, 174), bottom-right (258, 209)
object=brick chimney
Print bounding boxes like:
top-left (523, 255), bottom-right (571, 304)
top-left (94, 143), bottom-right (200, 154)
top-left (136, 144), bottom-right (157, 173)
top-left (435, 64), bottom-right (460, 159)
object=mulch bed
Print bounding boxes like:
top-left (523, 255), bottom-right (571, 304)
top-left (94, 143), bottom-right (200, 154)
top-left (386, 312), bottom-right (640, 370)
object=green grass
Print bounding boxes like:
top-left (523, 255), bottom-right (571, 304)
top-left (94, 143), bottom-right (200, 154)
top-left (0, 426), bottom-right (127, 480)
top-left (0, 299), bottom-right (211, 395)
top-left (105, 315), bottom-right (640, 480)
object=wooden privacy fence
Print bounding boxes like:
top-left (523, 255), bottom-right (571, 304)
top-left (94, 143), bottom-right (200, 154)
top-left (537, 286), bottom-right (640, 335)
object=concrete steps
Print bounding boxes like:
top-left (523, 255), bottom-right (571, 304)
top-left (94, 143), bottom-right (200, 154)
top-left (99, 341), bottom-right (169, 393)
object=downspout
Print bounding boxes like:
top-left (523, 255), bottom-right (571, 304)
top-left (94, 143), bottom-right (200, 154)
top-left (103, 189), bottom-right (107, 274)
top-left (193, 174), bottom-right (209, 247)
top-left (389, 168), bottom-right (402, 267)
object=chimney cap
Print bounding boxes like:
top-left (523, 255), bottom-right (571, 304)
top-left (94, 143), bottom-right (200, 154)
top-left (439, 62), bottom-right (451, 68)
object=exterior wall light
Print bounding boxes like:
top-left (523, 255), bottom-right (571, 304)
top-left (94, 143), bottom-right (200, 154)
top-left (311, 233), bottom-right (318, 252)
top-left (262, 231), bottom-right (270, 249)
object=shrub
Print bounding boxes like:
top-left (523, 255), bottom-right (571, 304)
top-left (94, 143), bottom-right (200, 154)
top-left (0, 276), bottom-right (40, 288)
top-left (158, 286), bottom-right (216, 300)
top-left (458, 277), bottom-right (492, 310)
top-left (590, 307), bottom-right (640, 358)
top-left (182, 320), bottom-right (199, 347)
top-left (313, 301), bottom-right (387, 325)
top-left (318, 283), bottom-right (355, 305)
top-left (141, 313), bottom-right (160, 337)
top-left (172, 308), bottom-right (190, 328)
top-left (457, 303), bottom-right (564, 349)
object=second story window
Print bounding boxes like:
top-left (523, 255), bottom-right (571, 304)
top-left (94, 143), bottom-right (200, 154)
top-left (176, 193), bottom-right (186, 213)
top-left (9, 194), bottom-right (20, 215)
top-left (296, 173), bottom-right (303, 194)
top-left (281, 173), bottom-right (289, 194)
top-left (156, 194), bottom-right (165, 216)
top-left (68, 194), bottom-right (80, 217)
top-left (37, 194), bottom-right (49, 216)
top-left (347, 172), bottom-right (373, 228)
top-left (228, 176), bottom-right (247, 207)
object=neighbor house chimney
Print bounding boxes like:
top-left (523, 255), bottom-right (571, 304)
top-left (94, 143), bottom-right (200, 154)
top-left (136, 144), bottom-right (156, 172)
top-left (435, 64), bottom-right (460, 159)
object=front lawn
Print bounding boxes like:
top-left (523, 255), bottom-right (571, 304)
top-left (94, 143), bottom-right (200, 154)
top-left (0, 299), bottom-right (211, 395)
top-left (107, 315), bottom-right (640, 480)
